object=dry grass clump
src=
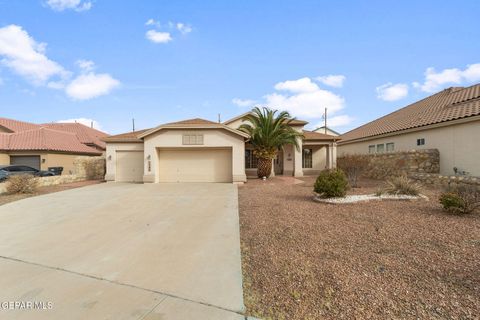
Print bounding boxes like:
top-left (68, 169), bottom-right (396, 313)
top-left (382, 175), bottom-right (421, 196)
top-left (5, 175), bottom-right (39, 194)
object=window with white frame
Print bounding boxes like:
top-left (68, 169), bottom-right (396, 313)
top-left (182, 133), bottom-right (204, 145)
top-left (376, 144), bottom-right (385, 153)
top-left (302, 148), bottom-right (313, 168)
top-left (386, 142), bottom-right (395, 152)
top-left (368, 145), bottom-right (375, 154)
top-left (245, 149), bottom-right (258, 169)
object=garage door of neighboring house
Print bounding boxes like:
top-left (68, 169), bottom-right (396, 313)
top-left (158, 148), bottom-right (232, 183)
top-left (10, 155), bottom-right (41, 170)
top-left (116, 151), bottom-right (144, 182)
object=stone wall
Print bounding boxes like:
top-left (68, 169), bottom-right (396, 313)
top-left (338, 149), bottom-right (440, 179)
top-left (73, 156), bottom-right (106, 180)
top-left (410, 172), bottom-right (480, 190)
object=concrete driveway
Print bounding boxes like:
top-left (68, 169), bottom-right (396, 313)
top-left (0, 183), bottom-right (245, 320)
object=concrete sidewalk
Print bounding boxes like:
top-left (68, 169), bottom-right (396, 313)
top-left (0, 183), bottom-right (244, 319)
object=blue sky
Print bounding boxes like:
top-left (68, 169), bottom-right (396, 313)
top-left (1, 0), bottom-right (479, 134)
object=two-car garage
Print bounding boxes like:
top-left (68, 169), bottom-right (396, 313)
top-left (157, 148), bottom-right (232, 183)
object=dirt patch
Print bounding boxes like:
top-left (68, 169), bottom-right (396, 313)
top-left (0, 180), bottom-right (103, 206)
top-left (239, 176), bottom-right (480, 319)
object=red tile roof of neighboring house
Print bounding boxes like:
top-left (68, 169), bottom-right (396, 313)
top-left (0, 118), bottom-right (40, 133)
top-left (0, 128), bottom-right (102, 155)
top-left (41, 122), bottom-right (108, 149)
top-left (340, 84), bottom-right (480, 143)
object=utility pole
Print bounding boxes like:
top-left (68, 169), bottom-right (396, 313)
top-left (91, 121), bottom-right (93, 128)
top-left (218, 113), bottom-right (221, 123)
top-left (132, 118), bottom-right (135, 132)
top-left (324, 107), bottom-right (327, 134)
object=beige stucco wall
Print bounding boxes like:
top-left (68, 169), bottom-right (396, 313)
top-left (338, 120), bottom-right (480, 176)
top-left (105, 142), bottom-right (144, 181)
top-left (0, 153), bottom-right (9, 165)
top-left (143, 129), bottom-right (246, 183)
top-left (303, 145), bottom-right (327, 175)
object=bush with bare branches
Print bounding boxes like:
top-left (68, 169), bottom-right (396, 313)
top-left (337, 154), bottom-right (370, 187)
top-left (6, 175), bottom-right (39, 194)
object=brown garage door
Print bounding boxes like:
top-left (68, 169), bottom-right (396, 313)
top-left (10, 156), bottom-right (41, 170)
top-left (158, 148), bottom-right (232, 183)
top-left (116, 151), bottom-right (144, 182)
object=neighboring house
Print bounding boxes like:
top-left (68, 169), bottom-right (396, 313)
top-left (104, 114), bottom-right (338, 183)
top-left (0, 118), bottom-right (107, 174)
top-left (338, 84), bottom-right (480, 176)
top-left (314, 126), bottom-right (341, 136)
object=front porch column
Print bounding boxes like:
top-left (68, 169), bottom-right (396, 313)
top-left (294, 137), bottom-right (303, 177)
top-left (331, 142), bottom-right (337, 168)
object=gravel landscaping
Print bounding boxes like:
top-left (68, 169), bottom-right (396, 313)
top-left (0, 180), bottom-right (102, 206)
top-left (239, 176), bottom-right (480, 319)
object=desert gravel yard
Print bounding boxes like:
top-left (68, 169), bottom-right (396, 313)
top-left (239, 176), bottom-right (480, 320)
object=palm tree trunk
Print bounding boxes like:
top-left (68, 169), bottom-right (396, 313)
top-left (257, 158), bottom-right (272, 178)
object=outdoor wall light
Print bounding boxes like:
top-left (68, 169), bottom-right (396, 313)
top-left (147, 155), bottom-right (151, 160)
top-left (41, 158), bottom-right (46, 163)
top-left (107, 155), bottom-right (112, 160)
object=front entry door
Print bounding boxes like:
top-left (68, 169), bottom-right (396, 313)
top-left (274, 149), bottom-right (283, 175)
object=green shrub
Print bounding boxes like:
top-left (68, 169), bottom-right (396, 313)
top-left (384, 175), bottom-right (421, 196)
top-left (6, 175), bottom-right (38, 194)
top-left (439, 185), bottom-right (480, 214)
top-left (314, 169), bottom-right (349, 198)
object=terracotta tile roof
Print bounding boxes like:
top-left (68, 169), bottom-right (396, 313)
top-left (340, 84), bottom-right (480, 143)
top-left (41, 122), bottom-right (108, 149)
top-left (302, 130), bottom-right (338, 141)
top-left (0, 128), bottom-right (102, 155)
top-left (102, 129), bottom-right (151, 142)
top-left (0, 118), bottom-right (40, 133)
top-left (164, 118), bottom-right (220, 126)
top-left (289, 119), bottom-right (308, 125)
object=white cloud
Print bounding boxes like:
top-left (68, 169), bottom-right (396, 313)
top-left (232, 98), bottom-right (257, 107)
top-left (274, 77), bottom-right (319, 93)
top-left (319, 115), bottom-right (354, 128)
top-left (145, 30), bottom-right (172, 43)
top-left (176, 23), bottom-right (192, 34)
top-left (76, 59), bottom-right (95, 72)
top-left (316, 74), bottom-right (346, 88)
top-left (376, 83), bottom-right (409, 101)
top-left (414, 63), bottom-right (480, 92)
top-left (57, 118), bottom-right (102, 130)
top-left (145, 19), bottom-right (160, 27)
top-left (266, 77), bottom-right (345, 118)
top-left (65, 72), bottom-right (120, 100)
top-left (45, 0), bottom-right (92, 12)
top-left (0, 24), bottom-right (68, 84)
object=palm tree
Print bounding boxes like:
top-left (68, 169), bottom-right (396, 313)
top-left (239, 107), bottom-right (303, 178)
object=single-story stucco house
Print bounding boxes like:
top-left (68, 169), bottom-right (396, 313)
top-left (338, 83), bottom-right (480, 176)
top-left (0, 118), bottom-right (107, 174)
top-left (103, 113), bottom-right (339, 183)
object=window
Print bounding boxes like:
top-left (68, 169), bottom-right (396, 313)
top-left (386, 142), bottom-right (395, 152)
top-left (182, 134), bottom-right (204, 145)
top-left (417, 138), bottom-right (425, 146)
top-left (245, 150), bottom-right (258, 169)
top-left (368, 145), bottom-right (375, 154)
top-left (376, 144), bottom-right (385, 153)
top-left (302, 148), bottom-right (313, 168)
